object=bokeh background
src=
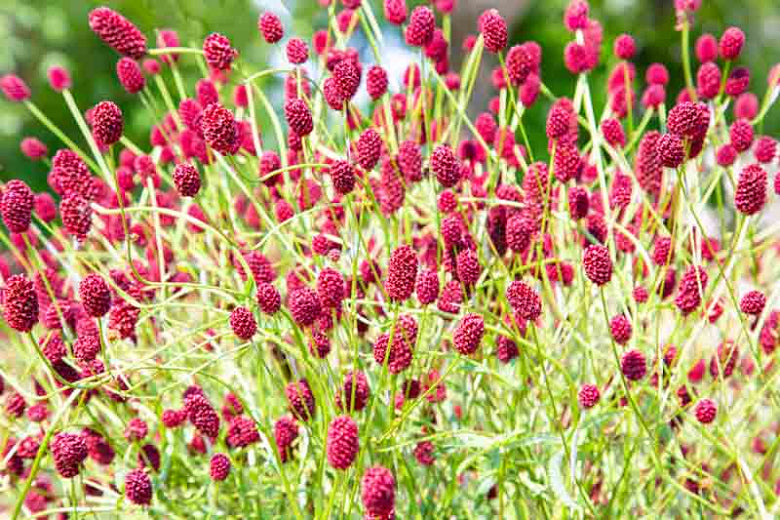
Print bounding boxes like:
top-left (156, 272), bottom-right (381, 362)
top-left (2, 0), bottom-right (779, 192)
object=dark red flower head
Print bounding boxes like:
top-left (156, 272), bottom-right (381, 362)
top-left (47, 66), bottom-right (72, 91)
top-left (185, 394), bottom-right (221, 438)
top-left (173, 163), bottom-right (201, 197)
top-left (91, 101), bottom-right (124, 146)
top-left (719, 27), bottom-right (745, 61)
top-left (209, 453), bottom-right (231, 481)
top-left (327, 415), bottom-right (359, 470)
top-left (621, 349), bottom-right (647, 381)
top-left (610, 315), bottom-right (632, 345)
top-left (656, 133), bottom-right (685, 168)
top-left (79, 274), bottom-right (111, 318)
top-left (694, 398), bottom-right (717, 424)
top-left (329, 160), bottom-right (356, 195)
top-left (614, 34), bottom-right (636, 60)
top-left (60, 193), bottom-right (93, 241)
top-left (333, 59), bottom-right (361, 101)
top-left (362, 466), bottom-right (395, 518)
top-left (740, 290), bottom-right (766, 316)
top-left (285, 379), bottom-right (315, 421)
top-left (286, 38), bottom-right (309, 64)
top-left (230, 306), bottom-right (257, 340)
top-left (583, 244), bottom-right (612, 286)
top-left (385, 245), bottom-right (418, 302)
top-left (289, 286), bottom-right (322, 327)
top-left (284, 98), bottom-right (314, 136)
top-left (200, 103), bottom-right (239, 155)
top-left (336, 370), bottom-right (370, 412)
top-left (734, 164), bottom-right (767, 215)
top-left (124, 469), bottom-right (153, 505)
top-left (116, 58), bottom-right (145, 94)
top-left (1, 179), bottom-right (34, 233)
top-left (4, 274), bottom-right (39, 332)
top-left (479, 9), bottom-right (508, 53)
top-left (256, 282), bottom-right (281, 315)
top-left (453, 314), bottom-right (485, 355)
top-left (405, 6), bottom-right (435, 47)
top-left (259, 12), bottom-right (284, 43)
top-left (203, 33), bottom-right (238, 71)
top-left (366, 65), bottom-right (389, 100)
top-left (51, 432), bottom-right (88, 478)
top-left (88, 7), bottom-right (147, 59)
top-left (506, 281), bottom-right (542, 321)
top-left (431, 144), bottom-right (461, 188)
top-left (578, 384), bottom-right (600, 409)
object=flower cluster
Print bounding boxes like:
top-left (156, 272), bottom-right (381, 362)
top-left (1, 0), bottom-right (779, 516)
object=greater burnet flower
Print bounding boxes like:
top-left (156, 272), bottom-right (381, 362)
top-left (51, 432), bottom-right (88, 478)
top-left (675, 266), bottom-right (708, 316)
top-left (286, 38), bottom-right (309, 64)
top-left (203, 33), bottom-right (237, 71)
top-left (284, 98), bottom-right (314, 137)
top-left (326, 415), bottom-right (359, 470)
top-left (479, 9), bottom-right (508, 53)
top-left (47, 66), bottom-right (72, 91)
top-left (362, 466), bottom-right (395, 518)
top-left (286, 379), bottom-right (315, 421)
top-left (609, 315), bottom-right (632, 345)
top-left (1, 179), bottom-right (34, 233)
top-left (336, 370), bottom-right (370, 412)
top-left (578, 384), bottom-right (600, 409)
top-left (405, 6), bottom-right (435, 47)
top-left (186, 394), bottom-right (220, 438)
top-left (79, 274), bottom-right (111, 318)
top-left (384, 245), bottom-right (418, 302)
top-left (289, 286), bottom-right (321, 327)
top-left (124, 469), bottom-right (153, 505)
top-left (416, 269), bottom-right (439, 305)
top-left (614, 34), bottom-right (636, 60)
top-left (274, 416), bottom-right (299, 463)
top-left (259, 12), bottom-right (284, 43)
top-left (200, 103), bottom-right (239, 155)
top-left (694, 399), bottom-right (717, 424)
top-left (230, 306), bottom-right (257, 340)
top-left (173, 163), bottom-right (201, 197)
top-left (88, 7), bottom-right (147, 59)
top-left (583, 245), bottom-right (612, 286)
top-left (116, 58), bottom-right (145, 94)
top-left (740, 290), bottom-right (766, 316)
top-left (621, 349), bottom-right (647, 381)
top-left (91, 101), bottom-right (124, 146)
top-left (719, 27), bottom-right (745, 61)
top-left (431, 144), bottom-right (461, 188)
top-left (256, 282), bottom-right (281, 315)
top-left (3, 275), bottom-right (39, 333)
top-left (453, 314), bottom-right (484, 356)
top-left (209, 453), bottom-right (231, 481)
top-left (60, 193), bottom-right (93, 241)
top-left (506, 281), bottom-right (541, 321)
top-left (20, 138), bottom-right (48, 160)
top-left (317, 267), bottom-right (345, 309)
top-left (357, 128), bottom-right (382, 170)
top-left (656, 133), bottom-right (685, 168)
top-left (730, 119), bottom-right (754, 153)
top-left (366, 65), bottom-right (389, 100)
top-left (0, 74), bottom-right (30, 102)
top-left (734, 164), bottom-right (767, 215)
top-left (329, 160), bottom-right (356, 195)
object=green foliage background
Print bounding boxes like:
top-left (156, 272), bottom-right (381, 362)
top-left (1, 0), bottom-right (778, 192)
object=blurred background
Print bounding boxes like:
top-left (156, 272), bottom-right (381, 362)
top-left (2, 0), bottom-right (779, 192)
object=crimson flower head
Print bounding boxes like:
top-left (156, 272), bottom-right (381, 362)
top-left (384, 245), bottom-right (418, 302)
top-left (47, 66), bottom-right (72, 91)
top-left (740, 290), bottom-right (766, 316)
top-left (116, 58), bottom-right (145, 94)
top-left (719, 27), bottom-right (745, 61)
top-left (284, 98), bottom-right (314, 136)
top-left (431, 144), bottom-right (461, 188)
top-left (454, 314), bottom-right (485, 356)
top-left (60, 193), bottom-right (93, 241)
top-left (173, 163), bottom-right (201, 197)
top-left (289, 286), bottom-right (321, 327)
top-left (1, 74), bottom-right (31, 102)
top-left (230, 306), bottom-right (257, 340)
top-left (259, 12), bottom-right (284, 43)
top-left (201, 103), bottom-right (239, 155)
top-left (3, 274), bottom-right (39, 332)
top-left (79, 274), bottom-right (111, 318)
top-left (479, 9), bottom-right (508, 53)
top-left (366, 65), bottom-right (389, 99)
top-left (614, 34), bottom-right (636, 60)
top-left (1, 179), bottom-right (34, 233)
top-left (362, 466), bottom-right (395, 518)
top-left (88, 7), bottom-right (147, 59)
top-left (734, 164), bottom-right (767, 215)
top-left (256, 282), bottom-right (281, 315)
top-left (91, 101), bottom-right (124, 146)
top-left (563, 0), bottom-right (589, 32)
top-left (51, 432), bottom-right (88, 478)
top-left (621, 349), bottom-right (647, 381)
top-left (203, 33), bottom-right (238, 71)
top-left (695, 398), bottom-right (717, 424)
top-left (125, 469), bottom-right (153, 505)
top-left (405, 6), bottom-right (435, 47)
top-left (506, 281), bottom-right (542, 321)
top-left (578, 384), bottom-right (600, 409)
top-left (333, 59), bottom-right (361, 101)
top-left (209, 453), bottom-right (231, 481)
top-left (583, 244), bottom-right (612, 286)
top-left (286, 38), bottom-right (309, 64)
top-left (327, 415), bottom-right (359, 470)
